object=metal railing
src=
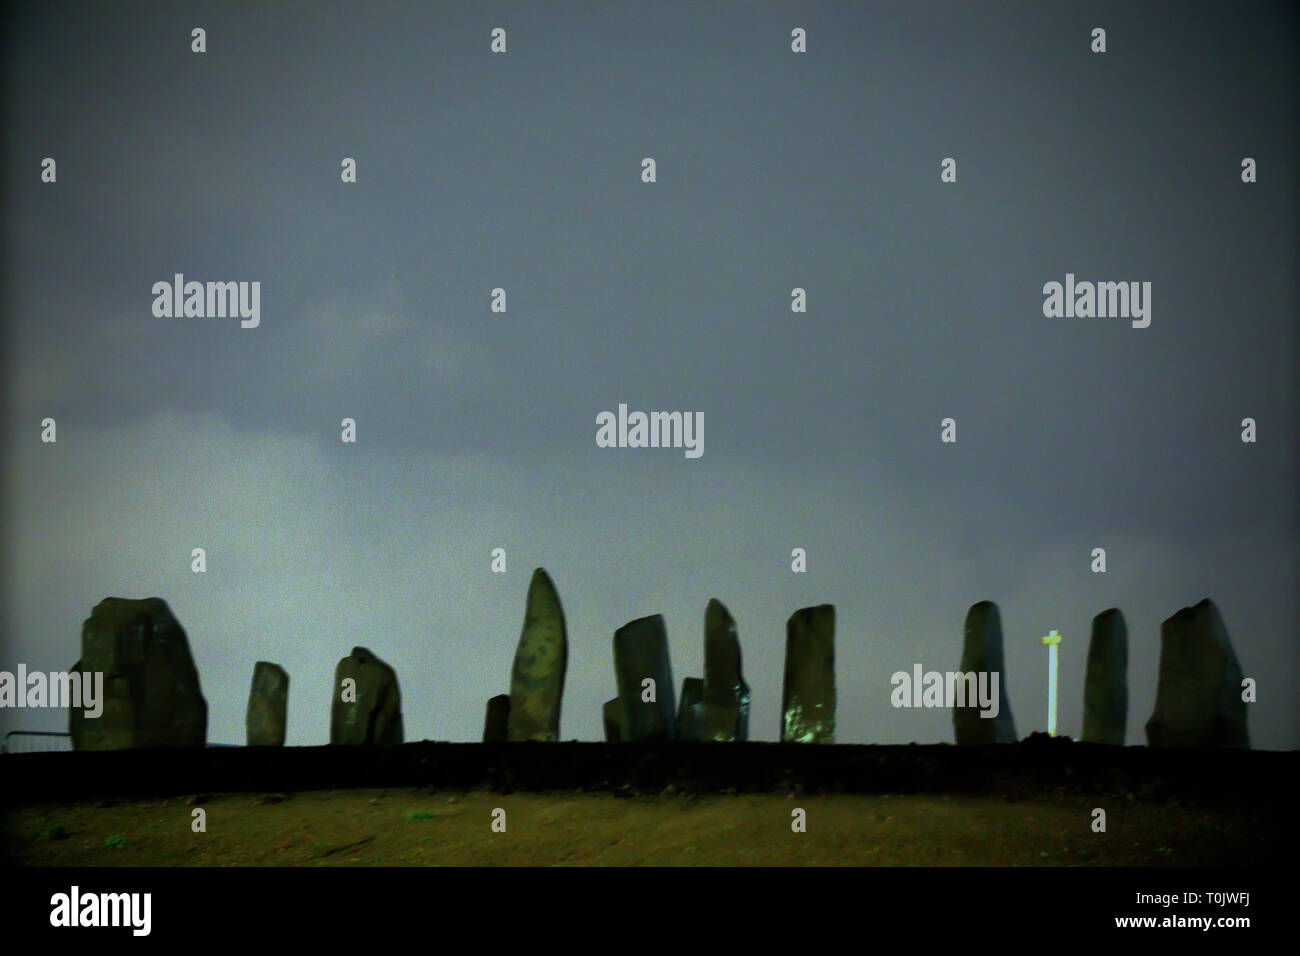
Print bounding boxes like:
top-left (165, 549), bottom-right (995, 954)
top-left (2, 731), bottom-right (73, 754)
top-left (0, 732), bottom-right (245, 752)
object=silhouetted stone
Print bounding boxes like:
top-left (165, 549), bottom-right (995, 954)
top-left (602, 697), bottom-right (626, 742)
top-left (952, 601), bottom-right (1017, 745)
top-left (68, 597), bottom-right (207, 751)
top-left (507, 568), bottom-right (568, 741)
top-left (1146, 599), bottom-right (1249, 749)
top-left (781, 604), bottom-right (836, 743)
top-left (700, 598), bottom-right (750, 742)
top-left (330, 647), bottom-right (403, 745)
top-left (614, 614), bottom-right (676, 741)
top-left (676, 677), bottom-right (704, 741)
top-left (484, 694), bottom-right (511, 743)
top-left (246, 661), bottom-right (288, 747)
top-left (1082, 609), bottom-right (1127, 745)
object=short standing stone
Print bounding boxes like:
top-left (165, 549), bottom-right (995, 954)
top-left (330, 646), bottom-right (403, 745)
top-left (676, 677), bottom-right (704, 741)
top-left (614, 614), bottom-right (676, 741)
top-left (781, 604), bottom-right (835, 743)
top-left (507, 568), bottom-right (568, 742)
top-left (483, 694), bottom-right (511, 743)
top-left (602, 697), bottom-right (626, 742)
top-left (1146, 599), bottom-right (1249, 748)
top-left (69, 597), bottom-right (207, 750)
top-left (1082, 609), bottom-right (1127, 745)
top-left (700, 598), bottom-right (750, 742)
top-left (952, 601), bottom-right (1017, 745)
top-left (246, 661), bottom-right (289, 747)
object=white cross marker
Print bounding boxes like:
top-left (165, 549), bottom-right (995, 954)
top-left (1041, 629), bottom-right (1062, 737)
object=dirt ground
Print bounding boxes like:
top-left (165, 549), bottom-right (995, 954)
top-left (2, 788), bottom-right (1277, 866)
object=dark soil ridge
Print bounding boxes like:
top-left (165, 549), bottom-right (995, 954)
top-left (3, 734), bottom-right (1293, 806)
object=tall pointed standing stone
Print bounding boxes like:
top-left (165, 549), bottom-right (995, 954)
top-left (507, 568), bottom-right (568, 741)
top-left (781, 604), bottom-right (835, 743)
top-left (483, 694), bottom-right (511, 743)
top-left (614, 614), bottom-right (676, 741)
top-left (1146, 599), bottom-right (1249, 748)
top-left (602, 697), bottom-right (627, 742)
top-left (700, 598), bottom-right (750, 742)
top-left (69, 597), bottom-right (207, 751)
top-left (1082, 609), bottom-right (1127, 745)
top-left (676, 677), bottom-right (704, 740)
top-left (952, 601), bottom-right (1017, 745)
top-left (246, 661), bottom-right (289, 747)
top-left (330, 647), bottom-right (403, 745)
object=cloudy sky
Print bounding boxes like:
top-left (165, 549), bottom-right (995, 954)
top-left (2, 1), bottom-right (1296, 750)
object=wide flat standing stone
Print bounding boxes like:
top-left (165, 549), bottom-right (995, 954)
top-left (1145, 599), bottom-right (1249, 748)
top-left (331, 646), bottom-right (403, 745)
top-left (781, 604), bottom-right (835, 744)
top-left (69, 596), bottom-right (207, 751)
top-left (614, 614), bottom-right (676, 741)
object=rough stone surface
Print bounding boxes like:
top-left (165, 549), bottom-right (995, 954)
top-left (781, 604), bottom-right (836, 744)
top-left (613, 614), bottom-right (676, 741)
top-left (602, 697), bottom-right (626, 742)
top-left (676, 677), bottom-right (704, 741)
top-left (330, 647), bottom-right (403, 746)
top-left (1082, 609), bottom-right (1127, 745)
top-left (69, 597), bottom-right (207, 751)
top-left (1146, 599), bottom-right (1249, 749)
top-left (952, 601), bottom-right (1017, 745)
top-left (699, 598), bottom-right (750, 742)
top-left (246, 661), bottom-right (289, 747)
top-left (507, 568), bottom-right (568, 742)
top-left (483, 694), bottom-right (511, 743)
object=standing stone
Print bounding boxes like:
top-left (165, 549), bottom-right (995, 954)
top-left (781, 604), bottom-right (836, 743)
top-left (676, 677), bottom-right (704, 741)
top-left (246, 661), bottom-right (289, 747)
top-left (1082, 609), bottom-right (1127, 745)
top-left (67, 659), bottom-right (85, 743)
top-left (69, 597), bottom-right (207, 751)
top-left (602, 697), bottom-right (627, 742)
top-left (507, 568), bottom-right (568, 741)
top-left (952, 601), bottom-right (1017, 745)
top-left (330, 647), bottom-right (403, 745)
top-left (483, 694), bottom-right (511, 743)
top-left (614, 614), bottom-right (676, 741)
top-left (1146, 599), bottom-right (1249, 749)
top-left (699, 598), bottom-right (750, 742)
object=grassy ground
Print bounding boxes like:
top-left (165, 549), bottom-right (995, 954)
top-left (2, 787), bottom-right (1277, 866)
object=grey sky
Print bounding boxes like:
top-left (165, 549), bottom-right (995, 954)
top-left (2, 1), bottom-right (1296, 749)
